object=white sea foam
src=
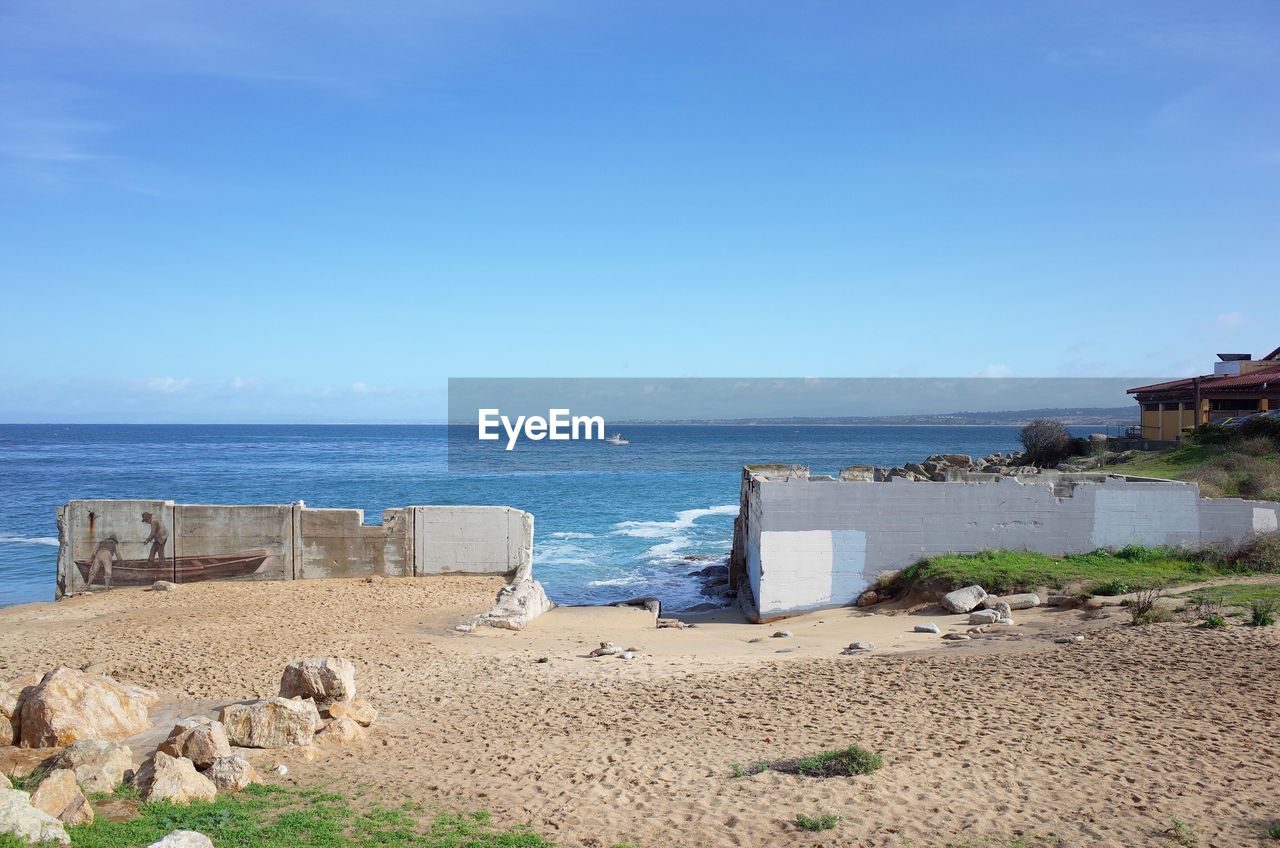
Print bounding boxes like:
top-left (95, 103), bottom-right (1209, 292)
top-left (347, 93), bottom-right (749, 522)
top-left (549, 531), bottom-right (596, 539)
top-left (587, 575), bottom-right (648, 587)
top-left (535, 541), bottom-right (595, 567)
top-left (644, 536), bottom-right (691, 562)
top-left (0, 535), bottom-right (59, 547)
top-left (611, 504), bottom-right (738, 539)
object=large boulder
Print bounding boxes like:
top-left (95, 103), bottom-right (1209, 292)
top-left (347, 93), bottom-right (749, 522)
top-left (317, 717), bottom-right (367, 746)
top-left (278, 658), bottom-right (357, 709)
top-left (204, 755), bottom-right (260, 792)
top-left (0, 788), bottom-right (70, 845)
top-left (48, 740), bottom-right (132, 795)
top-left (17, 667), bottom-right (157, 748)
top-left (30, 769), bottom-right (93, 825)
top-left (132, 752), bottom-right (216, 804)
top-left (220, 697), bottom-right (321, 748)
top-left (327, 698), bottom-right (377, 727)
top-left (148, 832), bottom-right (214, 848)
top-left (941, 585), bottom-right (988, 614)
top-left (0, 673), bottom-right (42, 747)
top-left (968, 609), bottom-right (1000, 625)
top-left (477, 579), bottom-right (554, 631)
top-left (0, 748), bottom-right (60, 781)
top-left (1001, 593), bottom-right (1042, 610)
top-left (158, 718), bottom-right (231, 770)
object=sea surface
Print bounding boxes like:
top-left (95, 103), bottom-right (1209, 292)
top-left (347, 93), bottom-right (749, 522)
top-left (0, 424), bottom-right (1095, 609)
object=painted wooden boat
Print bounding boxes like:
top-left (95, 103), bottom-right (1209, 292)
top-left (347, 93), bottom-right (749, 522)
top-left (75, 549), bottom-right (268, 586)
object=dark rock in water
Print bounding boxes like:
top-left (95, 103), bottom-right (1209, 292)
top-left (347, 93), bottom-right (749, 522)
top-left (682, 555), bottom-right (724, 564)
top-left (610, 597), bottom-right (661, 616)
top-left (691, 564), bottom-right (730, 579)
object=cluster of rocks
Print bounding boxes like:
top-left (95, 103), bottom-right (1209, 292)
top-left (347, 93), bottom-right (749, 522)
top-left (840, 452), bottom-right (1041, 483)
top-left (587, 642), bottom-right (639, 660)
top-left (0, 657), bottom-right (378, 846)
top-left (941, 584), bottom-right (1042, 625)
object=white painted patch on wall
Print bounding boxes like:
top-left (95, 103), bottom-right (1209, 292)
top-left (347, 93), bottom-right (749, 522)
top-left (757, 530), bottom-right (834, 615)
top-left (1091, 488), bottom-right (1199, 548)
top-left (1254, 508), bottom-right (1279, 533)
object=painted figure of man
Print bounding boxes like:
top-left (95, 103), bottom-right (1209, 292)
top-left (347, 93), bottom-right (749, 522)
top-left (86, 533), bottom-right (121, 589)
top-left (140, 511), bottom-right (168, 567)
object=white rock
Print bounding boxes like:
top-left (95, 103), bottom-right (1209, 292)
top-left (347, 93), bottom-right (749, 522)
top-left (0, 788), bottom-right (71, 846)
top-left (132, 752), bottom-right (217, 804)
top-left (619, 651), bottom-right (635, 660)
top-left (151, 581), bottom-right (178, 592)
top-left (1002, 593), bottom-right (1042, 610)
top-left (146, 831), bottom-right (215, 848)
top-left (968, 610), bottom-right (1000, 625)
top-left (914, 623), bottom-right (941, 634)
top-left (278, 658), bottom-right (357, 709)
top-left (205, 756), bottom-right (260, 792)
top-left (158, 718), bottom-right (232, 770)
top-left (220, 697), bottom-right (321, 748)
top-left (17, 667), bottom-right (157, 748)
top-left (841, 642), bottom-right (875, 654)
top-left (941, 585), bottom-right (988, 614)
top-left (30, 769), bottom-right (93, 825)
top-left (1054, 635), bottom-right (1085, 644)
top-left (477, 579), bottom-right (554, 631)
top-left (48, 739), bottom-right (132, 795)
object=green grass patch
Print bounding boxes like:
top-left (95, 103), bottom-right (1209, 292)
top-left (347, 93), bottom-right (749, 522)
top-left (896, 548), bottom-right (1215, 596)
top-left (794, 812), bottom-right (840, 832)
top-left (775, 745), bottom-right (882, 778)
top-left (1176, 581), bottom-right (1280, 610)
top-left (61, 783), bottom-right (553, 848)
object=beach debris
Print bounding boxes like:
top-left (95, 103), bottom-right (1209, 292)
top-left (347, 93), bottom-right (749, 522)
top-left (317, 717), bottom-right (367, 746)
top-left (1054, 635), bottom-right (1085, 644)
top-left (454, 623), bottom-right (474, 633)
top-left (589, 642), bottom-right (623, 657)
top-left (775, 647), bottom-right (797, 653)
top-left (993, 618), bottom-right (1016, 626)
top-left (913, 623), bottom-right (941, 634)
top-left (841, 642), bottom-right (875, 654)
top-left (941, 585), bottom-right (988, 614)
top-left (656, 618), bottom-right (690, 629)
top-left (131, 751), bottom-right (217, 804)
top-left (17, 667), bottom-right (157, 748)
top-left (158, 718), bottom-right (232, 770)
top-left (968, 609), bottom-right (1000, 625)
top-left (327, 698), bottom-right (377, 727)
top-left (47, 740), bottom-right (131, 795)
top-left (272, 764), bottom-right (288, 776)
top-left (1001, 593), bottom-right (1042, 610)
top-left (475, 578), bottom-right (554, 631)
top-left (146, 831), bottom-right (215, 848)
top-left (150, 581), bottom-right (177, 592)
top-left (204, 755), bottom-right (260, 792)
top-left (772, 630), bottom-right (793, 639)
top-left (619, 651), bottom-right (636, 660)
top-left (855, 590), bottom-right (880, 607)
top-left (279, 657), bottom-right (357, 710)
top-left (0, 787), bottom-right (70, 846)
top-left (30, 769), bottom-right (93, 825)
top-left (941, 633), bottom-right (971, 641)
top-left (220, 697), bottom-right (321, 749)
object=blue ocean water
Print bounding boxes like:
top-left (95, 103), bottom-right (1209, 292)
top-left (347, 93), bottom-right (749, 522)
top-left (0, 424), bottom-right (1092, 609)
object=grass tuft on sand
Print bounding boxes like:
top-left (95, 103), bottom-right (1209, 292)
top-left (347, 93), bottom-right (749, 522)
top-left (774, 745), bottom-right (883, 778)
top-left (49, 784), bottom-right (553, 848)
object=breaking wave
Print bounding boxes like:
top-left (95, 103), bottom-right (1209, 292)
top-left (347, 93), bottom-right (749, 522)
top-left (0, 535), bottom-right (58, 547)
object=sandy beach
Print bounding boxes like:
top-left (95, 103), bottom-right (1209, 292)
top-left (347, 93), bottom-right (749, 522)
top-left (3, 577), bottom-right (1279, 847)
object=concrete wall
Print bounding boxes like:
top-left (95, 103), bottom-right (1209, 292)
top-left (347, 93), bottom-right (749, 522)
top-left (56, 500), bottom-right (531, 597)
top-left (731, 466), bottom-right (1280, 622)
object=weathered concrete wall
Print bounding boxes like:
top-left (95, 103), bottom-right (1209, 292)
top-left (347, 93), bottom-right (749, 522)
top-left (414, 506), bottom-right (532, 578)
top-left (732, 466), bottom-right (1280, 621)
top-left (57, 500), bottom-right (531, 596)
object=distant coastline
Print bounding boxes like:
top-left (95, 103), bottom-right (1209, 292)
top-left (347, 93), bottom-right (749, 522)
top-left (611, 407), bottom-right (1137, 427)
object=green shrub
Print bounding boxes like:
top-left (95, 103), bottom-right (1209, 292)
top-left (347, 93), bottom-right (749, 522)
top-left (1267, 820), bottom-right (1280, 840)
top-left (1251, 600), bottom-right (1278, 627)
top-left (1091, 578), bottom-right (1131, 596)
top-left (1198, 613), bottom-right (1227, 630)
top-left (1169, 818), bottom-right (1198, 847)
top-left (794, 813), bottom-right (840, 832)
top-left (778, 745), bottom-right (883, 778)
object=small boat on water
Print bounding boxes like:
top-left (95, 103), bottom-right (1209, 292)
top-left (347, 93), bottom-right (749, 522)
top-left (604, 433), bottom-right (630, 445)
top-left (75, 549), bottom-right (269, 587)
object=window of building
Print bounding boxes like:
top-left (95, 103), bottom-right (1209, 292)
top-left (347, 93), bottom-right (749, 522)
top-left (1143, 403), bottom-right (1160, 411)
top-left (1209, 399), bottom-right (1260, 411)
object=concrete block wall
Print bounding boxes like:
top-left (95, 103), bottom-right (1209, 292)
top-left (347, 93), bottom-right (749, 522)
top-left (731, 466), bottom-right (1280, 622)
top-left (56, 499), bottom-right (531, 597)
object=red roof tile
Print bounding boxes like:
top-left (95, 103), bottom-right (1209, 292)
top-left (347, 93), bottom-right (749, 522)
top-left (1128, 365), bottom-right (1280, 395)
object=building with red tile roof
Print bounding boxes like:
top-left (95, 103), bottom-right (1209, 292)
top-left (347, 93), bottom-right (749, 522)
top-left (1128, 345), bottom-right (1280, 440)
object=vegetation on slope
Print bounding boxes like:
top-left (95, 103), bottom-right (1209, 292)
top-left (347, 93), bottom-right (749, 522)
top-left (1104, 418), bottom-right (1280, 500)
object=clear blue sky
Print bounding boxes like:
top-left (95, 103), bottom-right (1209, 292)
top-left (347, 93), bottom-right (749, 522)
top-left (2, 1), bottom-right (1277, 422)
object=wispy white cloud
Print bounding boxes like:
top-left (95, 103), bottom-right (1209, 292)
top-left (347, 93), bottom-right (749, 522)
top-left (140, 376), bottom-right (193, 393)
top-left (973, 364), bottom-right (1013, 379)
top-left (1214, 311), bottom-right (1247, 330)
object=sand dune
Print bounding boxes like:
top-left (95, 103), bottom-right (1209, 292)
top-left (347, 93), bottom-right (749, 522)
top-left (2, 577), bottom-right (1278, 847)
